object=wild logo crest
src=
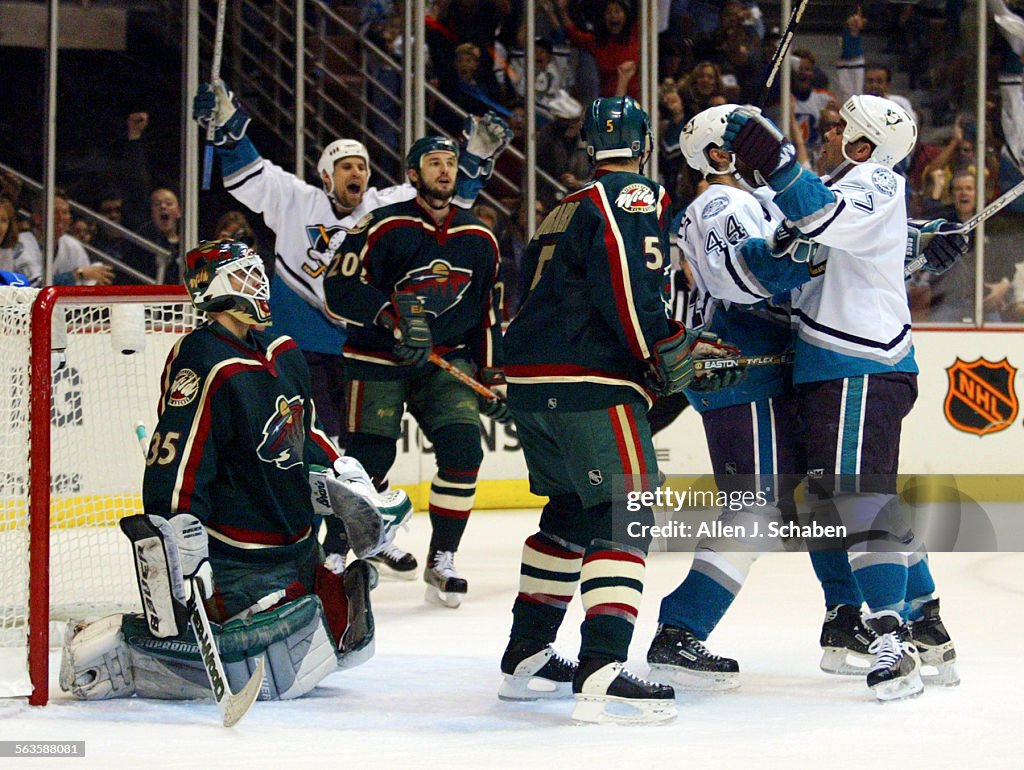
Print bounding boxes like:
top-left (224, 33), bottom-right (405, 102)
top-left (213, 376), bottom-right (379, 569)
top-left (257, 394), bottom-right (306, 468)
top-left (615, 183), bottom-right (656, 213)
top-left (944, 357), bottom-right (1019, 436)
top-left (396, 259), bottom-right (473, 317)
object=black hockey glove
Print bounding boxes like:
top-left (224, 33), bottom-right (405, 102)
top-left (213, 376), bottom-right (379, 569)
top-left (906, 219), bottom-right (967, 276)
top-left (689, 333), bottom-right (747, 392)
top-left (378, 292), bottom-right (432, 366)
top-left (477, 366), bottom-right (512, 424)
top-left (647, 321), bottom-right (697, 396)
top-left (723, 107), bottom-right (802, 192)
top-left (192, 82), bottom-right (251, 147)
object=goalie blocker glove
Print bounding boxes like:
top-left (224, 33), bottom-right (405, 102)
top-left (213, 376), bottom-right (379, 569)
top-left (723, 106), bottom-right (803, 193)
top-left (906, 218), bottom-right (968, 276)
top-left (192, 81), bottom-right (251, 148)
top-left (377, 292), bottom-right (433, 366)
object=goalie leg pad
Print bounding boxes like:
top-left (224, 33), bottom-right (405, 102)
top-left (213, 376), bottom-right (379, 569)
top-left (219, 595), bottom-right (337, 700)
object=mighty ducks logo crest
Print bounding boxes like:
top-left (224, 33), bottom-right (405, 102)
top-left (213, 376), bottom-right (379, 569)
top-left (396, 260), bottom-right (473, 317)
top-left (257, 395), bottom-right (306, 469)
top-left (944, 357), bottom-right (1019, 436)
top-left (303, 224), bottom-right (349, 279)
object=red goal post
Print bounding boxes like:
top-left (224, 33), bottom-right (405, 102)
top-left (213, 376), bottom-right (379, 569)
top-left (1, 285), bottom-right (193, 705)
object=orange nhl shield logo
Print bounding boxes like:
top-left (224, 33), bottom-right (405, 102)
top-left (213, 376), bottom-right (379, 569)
top-left (944, 357), bottom-right (1019, 435)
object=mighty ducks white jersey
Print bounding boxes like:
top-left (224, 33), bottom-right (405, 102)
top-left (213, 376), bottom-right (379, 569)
top-left (782, 161), bottom-right (917, 384)
top-left (223, 143), bottom-right (415, 313)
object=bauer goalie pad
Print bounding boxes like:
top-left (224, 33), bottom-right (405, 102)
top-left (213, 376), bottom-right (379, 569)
top-left (120, 513), bottom-right (212, 638)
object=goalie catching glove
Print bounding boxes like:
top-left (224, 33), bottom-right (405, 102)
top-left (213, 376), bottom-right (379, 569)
top-left (192, 81), bottom-right (251, 147)
top-left (906, 218), bottom-right (967, 276)
top-left (723, 106), bottom-right (802, 192)
top-left (309, 456), bottom-right (413, 558)
top-left (377, 292), bottom-right (432, 366)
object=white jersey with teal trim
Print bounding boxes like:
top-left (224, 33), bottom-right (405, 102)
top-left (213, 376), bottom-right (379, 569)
top-left (784, 161), bottom-right (916, 384)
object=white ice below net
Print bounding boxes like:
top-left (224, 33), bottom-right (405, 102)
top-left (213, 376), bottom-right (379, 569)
top-left (1, 510), bottom-right (1021, 766)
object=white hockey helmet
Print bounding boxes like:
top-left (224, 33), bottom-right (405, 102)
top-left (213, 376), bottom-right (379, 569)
top-left (317, 139), bottom-right (371, 196)
top-left (679, 104), bottom-right (741, 176)
top-left (840, 94), bottom-right (917, 168)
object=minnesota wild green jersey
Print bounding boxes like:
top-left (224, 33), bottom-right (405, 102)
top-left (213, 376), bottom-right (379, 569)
top-left (505, 170), bottom-right (674, 412)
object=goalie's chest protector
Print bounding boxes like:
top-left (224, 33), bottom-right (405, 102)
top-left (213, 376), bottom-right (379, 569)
top-left (145, 324), bottom-right (325, 560)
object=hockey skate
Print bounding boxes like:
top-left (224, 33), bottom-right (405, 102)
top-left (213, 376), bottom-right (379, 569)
top-left (338, 559), bottom-right (377, 670)
top-left (864, 610), bottom-right (924, 702)
top-left (498, 640), bottom-right (576, 701)
top-left (423, 550), bottom-right (467, 608)
top-left (646, 624), bottom-right (740, 691)
top-left (910, 598), bottom-right (959, 686)
top-left (819, 604), bottom-right (874, 676)
top-left (572, 657), bottom-right (676, 725)
top-left (367, 542), bottom-right (418, 580)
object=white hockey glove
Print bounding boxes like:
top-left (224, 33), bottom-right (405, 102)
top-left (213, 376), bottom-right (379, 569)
top-left (460, 112), bottom-right (513, 179)
top-left (192, 81), bottom-right (251, 147)
top-left (309, 457), bottom-right (413, 558)
top-left (120, 513), bottom-right (213, 638)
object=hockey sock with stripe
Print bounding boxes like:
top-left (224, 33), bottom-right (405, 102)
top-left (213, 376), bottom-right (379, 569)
top-left (510, 531), bottom-right (585, 646)
top-left (579, 540), bottom-right (645, 661)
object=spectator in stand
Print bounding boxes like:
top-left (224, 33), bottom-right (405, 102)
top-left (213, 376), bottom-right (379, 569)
top-left (691, 0), bottom-right (765, 104)
top-left (71, 218), bottom-right (95, 246)
top-left (0, 198), bottom-right (23, 274)
top-left (18, 190), bottom-right (114, 287)
top-left (128, 187), bottom-right (182, 284)
top-left (436, 42), bottom-right (511, 135)
top-left (91, 191), bottom-right (130, 267)
top-left (510, 37), bottom-right (564, 115)
top-left (659, 85), bottom-right (689, 204)
top-left (912, 171), bottom-right (1015, 322)
top-left (535, 90), bottom-right (589, 201)
top-left (552, 0), bottom-right (639, 99)
top-left (214, 210), bottom-right (257, 249)
top-left (784, 49), bottom-right (838, 160)
top-left (919, 117), bottom-right (1000, 215)
top-left (679, 61), bottom-right (726, 120)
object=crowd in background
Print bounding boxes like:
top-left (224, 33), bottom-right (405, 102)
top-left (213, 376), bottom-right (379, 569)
top-left (3, 0), bottom-right (1024, 323)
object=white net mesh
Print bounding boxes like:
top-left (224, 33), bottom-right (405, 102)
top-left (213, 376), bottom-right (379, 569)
top-left (0, 287), bottom-right (198, 697)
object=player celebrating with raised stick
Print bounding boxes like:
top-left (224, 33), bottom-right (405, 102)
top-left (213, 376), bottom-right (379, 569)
top-left (323, 137), bottom-right (509, 609)
top-left (192, 80), bottom-right (510, 578)
top-left (60, 240), bottom-right (411, 711)
top-left (496, 96), bottom-right (742, 724)
top-left (723, 96), bottom-right (960, 701)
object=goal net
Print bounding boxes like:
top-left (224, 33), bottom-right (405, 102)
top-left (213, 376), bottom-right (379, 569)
top-left (0, 285), bottom-right (197, 704)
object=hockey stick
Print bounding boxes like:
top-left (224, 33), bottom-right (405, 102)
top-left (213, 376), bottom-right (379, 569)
top-left (202, 0), bottom-right (228, 190)
top-left (904, 177), bottom-right (1024, 276)
top-left (428, 352), bottom-right (501, 400)
top-left (133, 422), bottom-right (264, 727)
top-left (757, 0), bottom-right (811, 108)
top-left (693, 351), bottom-right (794, 371)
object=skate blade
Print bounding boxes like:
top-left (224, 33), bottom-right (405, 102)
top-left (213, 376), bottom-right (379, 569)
top-left (871, 671), bottom-right (925, 702)
top-left (820, 647), bottom-right (871, 676)
top-left (369, 560), bottom-right (418, 581)
top-left (920, 660), bottom-right (960, 687)
top-left (647, 663), bottom-right (740, 692)
top-left (571, 694), bottom-right (677, 725)
top-left (424, 585), bottom-right (463, 608)
top-left (498, 675), bottom-right (573, 701)
top-left (337, 638), bottom-right (375, 671)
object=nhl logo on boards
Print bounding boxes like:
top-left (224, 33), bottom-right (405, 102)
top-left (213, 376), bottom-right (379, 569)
top-left (168, 368), bottom-right (201, 407)
top-left (614, 183), bottom-right (656, 213)
top-left (588, 469), bottom-right (603, 486)
top-left (944, 357), bottom-right (1019, 436)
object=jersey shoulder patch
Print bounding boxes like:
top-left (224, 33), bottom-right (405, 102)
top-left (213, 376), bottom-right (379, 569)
top-left (870, 167), bottom-right (898, 197)
top-left (701, 195), bottom-right (730, 219)
top-left (167, 368), bottom-right (201, 407)
top-left (614, 182), bottom-right (657, 214)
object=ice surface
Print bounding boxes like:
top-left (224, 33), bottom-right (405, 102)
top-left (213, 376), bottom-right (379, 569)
top-left (2, 510), bottom-right (1021, 769)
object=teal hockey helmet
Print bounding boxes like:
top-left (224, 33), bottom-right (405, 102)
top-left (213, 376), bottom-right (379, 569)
top-left (184, 239), bottom-right (271, 325)
top-left (582, 96), bottom-right (652, 166)
top-left (406, 135), bottom-right (460, 172)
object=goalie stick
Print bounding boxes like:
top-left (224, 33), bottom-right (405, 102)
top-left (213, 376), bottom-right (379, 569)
top-left (133, 422), bottom-right (264, 727)
top-left (693, 351), bottom-right (794, 372)
top-left (428, 351), bottom-right (502, 401)
top-left (202, 0), bottom-right (228, 190)
top-left (904, 177), bottom-right (1024, 276)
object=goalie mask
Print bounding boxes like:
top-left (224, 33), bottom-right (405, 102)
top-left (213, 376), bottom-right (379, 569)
top-left (680, 103), bottom-right (741, 177)
top-left (840, 94), bottom-right (917, 169)
top-left (582, 96), bottom-right (652, 170)
top-left (184, 239), bottom-right (271, 325)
